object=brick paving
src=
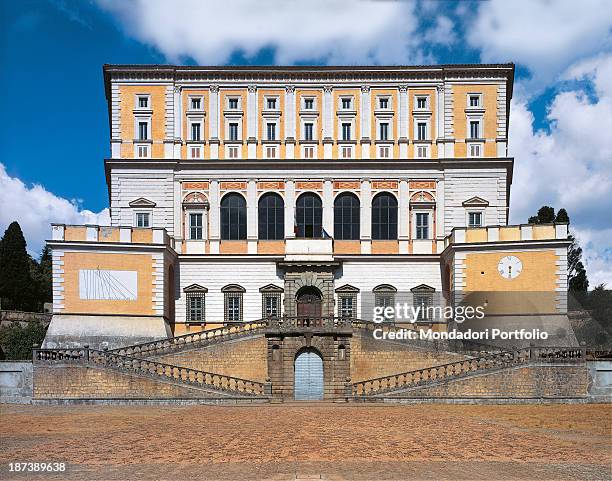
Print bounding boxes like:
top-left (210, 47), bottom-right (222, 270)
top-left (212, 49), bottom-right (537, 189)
top-left (0, 403), bottom-right (610, 480)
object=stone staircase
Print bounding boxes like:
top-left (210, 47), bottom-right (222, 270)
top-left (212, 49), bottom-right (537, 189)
top-left (109, 320), bottom-right (268, 358)
top-left (34, 345), bottom-right (268, 398)
top-left (352, 346), bottom-right (586, 398)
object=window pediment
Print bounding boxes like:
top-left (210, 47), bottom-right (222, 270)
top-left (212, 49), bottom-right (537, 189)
top-left (221, 284), bottom-right (246, 293)
top-left (184, 283), bottom-right (208, 293)
top-left (335, 284), bottom-right (359, 293)
top-left (410, 284), bottom-right (435, 292)
top-left (373, 284), bottom-right (397, 293)
top-left (462, 196), bottom-right (489, 207)
top-left (129, 197), bottom-right (156, 208)
top-left (259, 283), bottom-right (284, 293)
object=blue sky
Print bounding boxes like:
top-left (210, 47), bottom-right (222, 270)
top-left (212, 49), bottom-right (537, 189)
top-left (1, 0), bottom-right (611, 286)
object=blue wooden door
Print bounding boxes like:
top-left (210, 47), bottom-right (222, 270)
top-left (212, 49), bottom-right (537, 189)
top-left (294, 349), bottom-right (324, 400)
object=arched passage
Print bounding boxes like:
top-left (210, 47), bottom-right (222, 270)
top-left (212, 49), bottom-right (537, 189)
top-left (296, 285), bottom-right (322, 318)
top-left (294, 347), bottom-right (324, 400)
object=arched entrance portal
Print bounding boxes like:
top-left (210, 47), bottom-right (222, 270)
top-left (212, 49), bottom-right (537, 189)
top-left (294, 348), bottom-right (324, 400)
top-left (296, 286), bottom-right (322, 318)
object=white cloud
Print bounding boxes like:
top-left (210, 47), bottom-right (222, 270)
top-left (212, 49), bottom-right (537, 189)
top-left (508, 54), bottom-right (612, 285)
top-left (423, 16), bottom-right (456, 46)
top-left (467, 0), bottom-right (612, 93)
top-left (96, 0), bottom-right (423, 65)
top-left (0, 163), bottom-right (109, 257)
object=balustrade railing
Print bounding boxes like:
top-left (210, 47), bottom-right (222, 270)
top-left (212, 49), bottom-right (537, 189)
top-left (33, 347), bottom-right (266, 396)
top-left (110, 320), bottom-right (268, 357)
top-left (352, 346), bottom-right (587, 397)
top-left (267, 316), bottom-right (353, 330)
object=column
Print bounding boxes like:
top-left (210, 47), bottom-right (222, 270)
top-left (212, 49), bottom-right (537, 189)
top-left (172, 86), bottom-right (182, 158)
top-left (322, 179), bottom-right (333, 236)
top-left (209, 180), bottom-right (220, 253)
top-left (360, 179), bottom-right (372, 254)
top-left (247, 85), bottom-right (257, 158)
top-left (285, 85), bottom-right (296, 159)
top-left (436, 179), bottom-right (445, 238)
top-left (398, 179), bottom-right (410, 254)
top-left (436, 84), bottom-right (444, 158)
top-left (173, 180), bottom-right (182, 250)
top-left (209, 85), bottom-right (220, 158)
top-left (247, 179), bottom-right (257, 253)
top-left (284, 180), bottom-right (295, 239)
top-left (323, 85), bottom-right (333, 158)
top-left (398, 86), bottom-right (409, 158)
top-left (360, 85), bottom-right (371, 159)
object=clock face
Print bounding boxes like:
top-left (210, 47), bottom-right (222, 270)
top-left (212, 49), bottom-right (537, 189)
top-left (498, 255), bottom-right (522, 279)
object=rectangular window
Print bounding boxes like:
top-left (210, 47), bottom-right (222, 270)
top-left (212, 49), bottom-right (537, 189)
top-left (378, 146), bottom-right (390, 158)
top-left (303, 146), bottom-right (315, 159)
top-left (379, 98), bottom-right (389, 109)
top-left (189, 145), bottom-right (202, 159)
top-left (136, 144), bottom-right (149, 158)
top-left (266, 123), bottom-right (276, 141)
top-left (470, 121), bottom-right (480, 139)
top-left (228, 98), bottom-right (239, 109)
top-left (469, 95), bottom-right (480, 107)
top-left (341, 98), bottom-right (352, 110)
top-left (262, 293), bottom-right (281, 318)
top-left (469, 143), bottom-right (482, 157)
top-left (468, 212), bottom-right (482, 228)
top-left (304, 122), bottom-right (314, 141)
top-left (416, 212), bottom-right (429, 239)
top-left (342, 123), bottom-right (352, 141)
top-left (190, 97), bottom-right (201, 110)
top-left (136, 212), bottom-right (150, 228)
top-left (417, 122), bottom-right (427, 141)
top-left (186, 292), bottom-right (205, 323)
top-left (138, 121), bottom-right (148, 140)
top-left (417, 97), bottom-right (427, 109)
top-left (379, 122), bottom-right (389, 141)
top-left (137, 96), bottom-right (149, 108)
top-left (374, 293), bottom-right (395, 321)
top-left (413, 292), bottom-right (433, 321)
top-left (229, 122), bottom-right (239, 141)
top-left (304, 98), bottom-right (314, 109)
top-left (416, 145), bottom-right (428, 158)
top-left (225, 293), bottom-right (243, 322)
top-left (266, 98), bottom-right (277, 110)
top-left (338, 294), bottom-right (356, 318)
top-left (341, 146), bottom-right (352, 159)
top-left (227, 146), bottom-right (239, 159)
top-left (189, 213), bottom-right (203, 240)
top-left (191, 122), bottom-right (201, 141)
top-left (265, 145), bottom-right (277, 158)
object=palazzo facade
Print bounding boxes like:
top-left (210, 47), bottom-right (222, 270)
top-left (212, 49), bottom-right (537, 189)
top-left (43, 64), bottom-right (571, 350)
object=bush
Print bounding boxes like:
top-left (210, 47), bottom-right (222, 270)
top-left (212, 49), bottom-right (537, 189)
top-left (0, 322), bottom-right (47, 360)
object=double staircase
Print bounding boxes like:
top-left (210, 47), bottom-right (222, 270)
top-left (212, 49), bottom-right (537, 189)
top-left (33, 318), bottom-right (586, 401)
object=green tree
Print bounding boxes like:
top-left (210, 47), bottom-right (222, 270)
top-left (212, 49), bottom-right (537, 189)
top-left (527, 206), bottom-right (588, 293)
top-left (32, 245), bottom-right (52, 308)
top-left (0, 222), bottom-right (36, 310)
top-left (0, 322), bottom-right (46, 360)
top-left (528, 205), bottom-right (555, 224)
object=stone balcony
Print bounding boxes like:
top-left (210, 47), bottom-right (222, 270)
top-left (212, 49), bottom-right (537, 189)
top-left (284, 238), bottom-right (334, 262)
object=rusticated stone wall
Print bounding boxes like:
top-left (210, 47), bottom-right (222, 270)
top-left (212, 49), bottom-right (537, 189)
top-left (152, 335), bottom-right (268, 383)
top-left (386, 365), bottom-right (590, 399)
top-left (350, 330), bottom-right (470, 383)
top-left (33, 365), bottom-right (223, 399)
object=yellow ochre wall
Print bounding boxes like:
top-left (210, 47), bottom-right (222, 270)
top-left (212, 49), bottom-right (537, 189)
top-left (332, 88), bottom-right (360, 159)
top-left (295, 89), bottom-right (324, 159)
top-left (119, 85), bottom-right (166, 159)
top-left (220, 89), bottom-right (248, 159)
top-left (463, 250), bottom-right (560, 314)
top-left (452, 84), bottom-right (498, 158)
top-left (181, 88), bottom-right (210, 159)
top-left (62, 252), bottom-right (154, 315)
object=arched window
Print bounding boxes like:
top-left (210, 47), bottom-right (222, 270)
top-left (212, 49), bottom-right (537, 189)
top-left (334, 193), bottom-right (360, 240)
top-left (258, 193), bottom-right (285, 240)
top-left (372, 193), bottom-right (398, 240)
top-left (295, 193), bottom-right (322, 238)
top-left (220, 193), bottom-right (246, 240)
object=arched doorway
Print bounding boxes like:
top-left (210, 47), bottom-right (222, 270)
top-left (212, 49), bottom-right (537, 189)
top-left (294, 348), bottom-right (324, 400)
top-left (296, 286), bottom-right (322, 318)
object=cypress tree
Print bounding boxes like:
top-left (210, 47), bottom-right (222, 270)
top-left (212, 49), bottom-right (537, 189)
top-left (0, 222), bottom-right (35, 310)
